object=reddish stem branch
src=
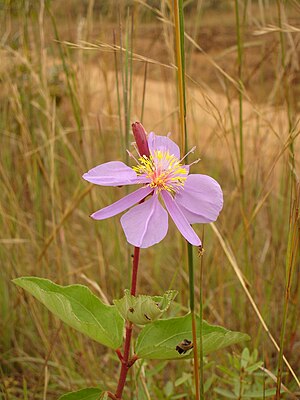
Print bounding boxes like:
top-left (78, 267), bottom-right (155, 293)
top-left (115, 348), bottom-right (124, 363)
top-left (131, 246), bottom-right (140, 296)
top-left (114, 246), bottom-right (140, 399)
top-left (128, 354), bottom-right (138, 368)
top-left (115, 323), bottom-right (132, 398)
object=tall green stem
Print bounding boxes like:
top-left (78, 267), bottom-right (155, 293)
top-left (275, 3), bottom-right (297, 395)
top-left (188, 244), bottom-right (200, 399)
top-left (275, 186), bottom-right (300, 398)
top-left (234, 0), bottom-right (250, 291)
top-left (276, 0), bottom-right (295, 183)
top-left (199, 232), bottom-right (205, 398)
top-left (113, 30), bottom-right (125, 158)
top-left (234, 0), bottom-right (243, 185)
top-left (173, 0), bottom-right (187, 154)
top-left (119, 7), bottom-right (133, 166)
top-left (173, 1), bottom-right (201, 398)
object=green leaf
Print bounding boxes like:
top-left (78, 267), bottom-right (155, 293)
top-left (241, 347), bottom-right (250, 368)
top-left (136, 313), bottom-right (250, 360)
top-left (204, 375), bottom-right (216, 393)
top-left (214, 388), bottom-right (237, 398)
top-left (245, 361), bottom-right (263, 373)
top-left (175, 372), bottom-right (192, 387)
top-left (13, 277), bottom-right (124, 349)
top-left (58, 388), bottom-right (103, 400)
top-left (243, 388), bottom-right (278, 398)
top-left (114, 289), bottom-right (177, 325)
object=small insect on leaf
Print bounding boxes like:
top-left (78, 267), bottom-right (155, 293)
top-left (129, 307), bottom-right (134, 313)
top-left (176, 339), bottom-right (193, 355)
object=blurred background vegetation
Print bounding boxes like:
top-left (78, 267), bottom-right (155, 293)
top-left (0, 0), bottom-right (299, 399)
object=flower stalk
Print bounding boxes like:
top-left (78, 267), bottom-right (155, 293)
top-left (114, 125), bottom-right (148, 399)
top-left (114, 246), bottom-right (140, 399)
top-left (115, 322), bottom-right (134, 398)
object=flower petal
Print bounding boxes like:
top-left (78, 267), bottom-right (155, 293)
top-left (83, 161), bottom-right (148, 186)
top-left (175, 174), bottom-right (223, 223)
top-left (91, 186), bottom-right (153, 220)
top-left (148, 132), bottom-right (180, 159)
top-left (120, 194), bottom-right (168, 248)
top-left (161, 191), bottom-right (201, 246)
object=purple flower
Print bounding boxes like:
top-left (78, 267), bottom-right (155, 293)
top-left (83, 124), bottom-right (223, 248)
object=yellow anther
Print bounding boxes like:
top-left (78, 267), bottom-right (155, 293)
top-left (132, 149), bottom-right (187, 194)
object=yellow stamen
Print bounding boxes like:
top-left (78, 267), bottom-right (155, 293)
top-left (132, 150), bottom-right (187, 194)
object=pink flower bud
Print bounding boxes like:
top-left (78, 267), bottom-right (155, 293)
top-left (132, 122), bottom-right (150, 157)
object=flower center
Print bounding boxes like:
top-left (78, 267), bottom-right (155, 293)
top-left (133, 150), bottom-right (188, 193)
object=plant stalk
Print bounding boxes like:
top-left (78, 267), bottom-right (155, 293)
top-left (234, 0), bottom-right (251, 321)
top-left (275, 3), bottom-right (297, 395)
top-left (114, 246), bottom-right (140, 399)
top-left (276, 0), bottom-right (295, 185)
top-left (234, 0), bottom-right (244, 187)
top-left (173, 1), bottom-right (200, 398)
top-left (173, 0), bottom-right (187, 154)
top-left (113, 29), bottom-right (125, 158)
top-left (188, 246), bottom-right (200, 399)
top-left (130, 246), bottom-right (140, 296)
top-left (275, 185), bottom-right (300, 398)
top-left (199, 231), bottom-right (205, 398)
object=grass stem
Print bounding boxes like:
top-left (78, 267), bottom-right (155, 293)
top-left (234, 0), bottom-right (251, 294)
top-left (275, 185), bottom-right (300, 398)
top-left (173, 1), bottom-right (200, 398)
top-left (173, 0), bottom-right (187, 154)
top-left (199, 230), bottom-right (205, 398)
top-left (140, 61), bottom-right (148, 124)
top-left (234, 0), bottom-right (244, 183)
top-left (113, 29), bottom-right (125, 157)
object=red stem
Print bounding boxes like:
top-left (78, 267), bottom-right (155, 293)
top-left (115, 246), bottom-right (140, 399)
top-left (115, 348), bottom-right (123, 363)
top-left (128, 354), bottom-right (138, 368)
top-left (131, 246), bottom-right (140, 296)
